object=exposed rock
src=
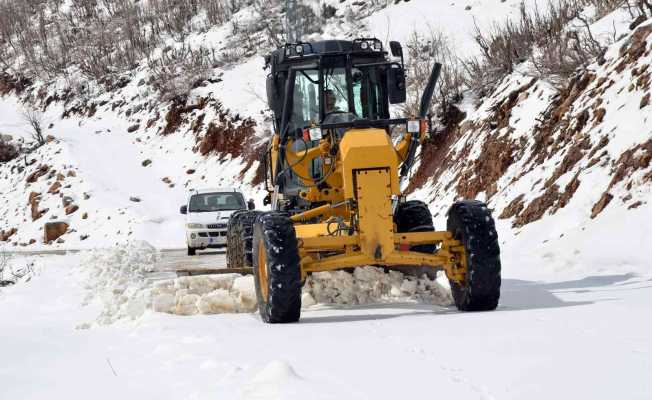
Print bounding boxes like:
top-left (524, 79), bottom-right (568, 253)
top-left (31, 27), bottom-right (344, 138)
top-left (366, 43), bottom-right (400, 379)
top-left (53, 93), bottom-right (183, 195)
top-left (56, 173), bottom-right (66, 181)
top-left (26, 165), bottom-right (49, 183)
top-left (47, 181), bottom-right (62, 194)
top-left (67, 170), bottom-right (77, 177)
top-left (44, 221), bottom-right (69, 243)
top-left (499, 194), bottom-right (525, 220)
top-left (591, 192), bottom-right (613, 218)
top-left (629, 14), bottom-right (647, 30)
top-left (186, 169), bottom-right (196, 174)
top-left (641, 93), bottom-right (650, 109)
top-left (127, 124), bottom-right (140, 133)
top-left (0, 227), bottom-right (17, 242)
top-left (80, 234), bottom-right (89, 241)
top-left (141, 159), bottom-right (152, 167)
top-left (62, 196), bottom-right (74, 207)
top-left (82, 212), bottom-right (88, 219)
top-left (514, 185), bottom-right (561, 227)
top-left (593, 107), bottom-right (606, 124)
top-left (29, 192), bottom-right (47, 221)
top-left (129, 196), bottom-right (141, 202)
top-left (65, 204), bottom-right (79, 215)
top-left (457, 133), bottom-right (518, 199)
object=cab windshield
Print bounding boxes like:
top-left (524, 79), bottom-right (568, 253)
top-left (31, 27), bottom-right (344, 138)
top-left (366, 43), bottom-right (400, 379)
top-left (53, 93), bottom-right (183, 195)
top-left (189, 192), bottom-right (245, 212)
top-left (288, 64), bottom-right (388, 131)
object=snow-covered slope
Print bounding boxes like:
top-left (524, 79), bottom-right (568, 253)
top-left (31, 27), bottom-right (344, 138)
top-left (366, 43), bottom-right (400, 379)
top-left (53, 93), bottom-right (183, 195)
top-left (411, 20), bottom-right (652, 276)
top-left (2, 2), bottom-right (652, 399)
top-left (0, 0), bottom-right (650, 274)
top-left (0, 0), bottom-right (540, 249)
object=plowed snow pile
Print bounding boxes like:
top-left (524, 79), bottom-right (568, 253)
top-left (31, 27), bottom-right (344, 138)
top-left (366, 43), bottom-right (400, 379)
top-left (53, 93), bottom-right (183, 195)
top-left (81, 245), bottom-right (452, 322)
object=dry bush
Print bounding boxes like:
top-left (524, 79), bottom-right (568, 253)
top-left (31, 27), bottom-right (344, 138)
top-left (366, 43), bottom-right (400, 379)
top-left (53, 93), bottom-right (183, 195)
top-left (466, 0), bottom-right (630, 91)
top-left (148, 45), bottom-right (217, 100)
top-left (0, 246), bottom-right (11, 285)
top-left (402, 29), bottom-right (466, 119)
top-left (21, 108), bottom-right (46, 146)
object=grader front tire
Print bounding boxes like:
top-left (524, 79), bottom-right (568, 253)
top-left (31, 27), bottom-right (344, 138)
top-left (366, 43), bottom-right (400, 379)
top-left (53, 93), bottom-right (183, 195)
top-left (447, 200), bottom-right (501, 311)
top-left (252, 213), bottom-right (302, 323)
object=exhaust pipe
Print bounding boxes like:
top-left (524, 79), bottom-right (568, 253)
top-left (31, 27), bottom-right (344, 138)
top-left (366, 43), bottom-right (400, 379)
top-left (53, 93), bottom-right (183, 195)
top-left (400, 62), bottom-right (442, 178)
top-left (419, 62), bottom-right (442, 118)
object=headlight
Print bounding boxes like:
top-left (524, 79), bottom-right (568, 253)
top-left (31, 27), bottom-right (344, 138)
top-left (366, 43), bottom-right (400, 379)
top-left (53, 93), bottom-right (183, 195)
top-left (407, 120), bottom-right (421, 133)
top-left (186, 223), bottom-right (204, 229)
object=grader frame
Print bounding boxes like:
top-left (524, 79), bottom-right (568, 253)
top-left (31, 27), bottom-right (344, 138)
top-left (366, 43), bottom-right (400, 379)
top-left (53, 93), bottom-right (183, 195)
top-left (228, 39), bottom-right (501, 323)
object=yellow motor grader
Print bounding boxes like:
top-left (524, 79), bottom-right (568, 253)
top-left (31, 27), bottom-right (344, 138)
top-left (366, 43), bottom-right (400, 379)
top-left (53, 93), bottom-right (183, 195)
top-left (227, 39), bottom-right (501, 323)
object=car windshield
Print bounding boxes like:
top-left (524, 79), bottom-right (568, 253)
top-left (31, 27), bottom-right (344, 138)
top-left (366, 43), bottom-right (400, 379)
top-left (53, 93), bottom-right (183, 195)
top-left (188, 192), bottom-right (245, 212)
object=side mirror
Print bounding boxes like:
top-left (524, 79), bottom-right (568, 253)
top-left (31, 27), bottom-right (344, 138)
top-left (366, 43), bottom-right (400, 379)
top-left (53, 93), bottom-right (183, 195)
top-left (247, 199), bottom-right (255, 210)
top-left (180, 205), bottom-right (187, 215)
top-left (389, 41), bottom-right (403, 58)
top-left (266, 75), bottom-right (283, 116)
top-left (387, 65), bottom-right (406, 104)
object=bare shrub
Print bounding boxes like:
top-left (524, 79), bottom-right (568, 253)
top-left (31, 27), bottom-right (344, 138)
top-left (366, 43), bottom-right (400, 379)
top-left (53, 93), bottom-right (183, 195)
top-left (402, 29), bottom-right (466, 119)
top-left (148, 46), bottom-right (217, 100)
top-left (0, 246), bottom-right (13, 286)
top-left (467, 0), bottom-right (625, 91)
top-left (21, 108), bottom-right (46, 146)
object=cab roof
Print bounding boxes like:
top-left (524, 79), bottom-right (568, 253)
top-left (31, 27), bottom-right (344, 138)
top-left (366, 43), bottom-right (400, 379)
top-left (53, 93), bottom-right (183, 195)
top-left (266, 38), bottom-right (387, 71)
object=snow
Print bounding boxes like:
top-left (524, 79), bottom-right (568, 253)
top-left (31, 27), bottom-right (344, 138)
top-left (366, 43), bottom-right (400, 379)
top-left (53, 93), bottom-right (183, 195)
top-left (1, 246), bottom-right (651, 399)
top-left (76, 245), bottom-right (452, 319)
top-left (1, 2), bottom-right (651, 398)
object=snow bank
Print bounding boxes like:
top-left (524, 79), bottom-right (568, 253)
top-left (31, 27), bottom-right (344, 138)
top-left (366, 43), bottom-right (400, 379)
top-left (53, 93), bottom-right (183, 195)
top-left (81, 245), bottom-right (452, 323)
top-left (303, 266), bottom-right (452, 307)
top-left (153, 266), bottom-right (452, 316)
top-left (150, 274), bottom-right (256, 315)
top-left (80, 241), bottom-right (159, 325)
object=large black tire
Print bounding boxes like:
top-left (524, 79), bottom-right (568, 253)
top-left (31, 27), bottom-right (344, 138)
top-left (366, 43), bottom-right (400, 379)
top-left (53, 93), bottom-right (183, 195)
top-left (447, 200), bottom-right (501, 311)
top-left (187, 246), bottom-right (196, 256)
top-left (252, 212), bottom-right (302, 323)
top-left (226, 210), bottom-right (247, 267)
top-left (393, 200), bottom-right (438, 278)
top-left (394, 200), bottom-right (436, 253)
top-left (226, 210), bottom-right (261, 269)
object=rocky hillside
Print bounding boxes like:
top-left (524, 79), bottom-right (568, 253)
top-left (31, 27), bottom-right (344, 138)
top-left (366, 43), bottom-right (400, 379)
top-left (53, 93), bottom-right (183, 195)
top-left (412, 20), bottom-right (651, 226)
top-left (0, 0), bottom-right (650, 257)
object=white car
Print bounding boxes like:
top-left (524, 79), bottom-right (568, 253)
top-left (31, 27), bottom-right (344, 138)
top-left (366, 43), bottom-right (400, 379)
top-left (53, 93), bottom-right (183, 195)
top-left (180, 188), bottom-right (254, 255)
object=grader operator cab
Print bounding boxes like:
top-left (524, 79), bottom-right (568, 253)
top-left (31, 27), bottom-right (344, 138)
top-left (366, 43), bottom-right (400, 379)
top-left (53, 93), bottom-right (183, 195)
top-left (227, 39), bottom-right (501, 323)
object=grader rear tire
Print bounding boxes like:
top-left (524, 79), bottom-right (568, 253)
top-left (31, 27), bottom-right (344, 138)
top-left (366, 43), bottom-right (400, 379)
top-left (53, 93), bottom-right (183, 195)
top-left (447, 200), bottom-right (501, 311)
top-left (252, 212), bottom-right (302, 323)
top-left (226, 211), bottom-right (246, 267)
top-left (394, 200), bottom-right (436, 253)
top-left (226, 210), bottom-right (261, 269)
top-left (394, 200), bottom-right (437, 278)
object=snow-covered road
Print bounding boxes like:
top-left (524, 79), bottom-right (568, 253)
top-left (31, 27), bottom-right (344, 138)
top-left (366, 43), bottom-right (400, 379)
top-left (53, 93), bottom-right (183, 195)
top-left (1, 252), bottom-right (650, 400)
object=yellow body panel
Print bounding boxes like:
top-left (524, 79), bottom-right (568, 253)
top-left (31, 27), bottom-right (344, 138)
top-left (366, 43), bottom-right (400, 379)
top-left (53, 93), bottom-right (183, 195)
top-left (339, 129), bottom-right (400, 198)
top-left (269, 126), bottom-right (467, 285)
top-left (355, 168), bottom-right (394, 261)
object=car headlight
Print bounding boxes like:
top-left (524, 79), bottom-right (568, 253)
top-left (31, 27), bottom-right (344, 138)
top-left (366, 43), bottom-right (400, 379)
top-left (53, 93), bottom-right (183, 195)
top-left (186, 223), bottom-right (204, 229)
